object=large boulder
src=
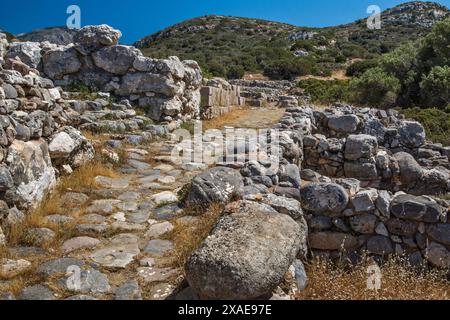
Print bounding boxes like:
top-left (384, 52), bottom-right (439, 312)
top-left (115, 73), bottom-right (181, 97)
top-left (6, 139), bottom-right (56, 208)
top-left (344, 134), bottom-right (378, 161)
top-left (48, 127), bottom-right (94, 168)
top-left (390, 194), bottom-right (442, 223)
top-left (398, 121), bottom-right (425, 148)
top-left (17, 27), bottom-right (77, 45)
top-left (92, 45), bottom-right (141, 75)
top-left (74, 25), bottom-right (121, 54)
top-left (185, 200), bottom-right (303, 299)
top-left (6, 42), bottom-right (42, 68)
top-left (393, 152), bottom-right (424, 187)
top-left (327, 115), bottom-right (360, 133)
top-left (42, 46), bottom-right (81, 79)
top-left (300, 183), bottom-right (349, 215)
top-left (186, 167), bottom-right (244, 208)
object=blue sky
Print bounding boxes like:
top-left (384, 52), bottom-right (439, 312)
top-left (1, 0), bottom-right (449, 44)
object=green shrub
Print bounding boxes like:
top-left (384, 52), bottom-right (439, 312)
top-left (419, 66), bottom-right (450, 108)
top-left (346, 59), bottom-right (378, 76)
top-left (399, 107), bottom-right (450, 145)
top-left (298, 79), bottom-right (350, 104)
top-left (349, 67), bottom-right (401, 108)
top-left (226, 65), bottom-right (245, 79)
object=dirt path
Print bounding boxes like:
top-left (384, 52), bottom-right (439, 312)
top-left (202, 107), bottom-right (285, 130)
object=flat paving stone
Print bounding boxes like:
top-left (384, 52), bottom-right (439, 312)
top-left (137, 267), bottom-right (178, 284)
top-left (20, 284), bottom-right (55, 300)
top-left (145, 222), bottom-right (174, 239)
top-left (61, 237), bottom-right (100, 254)
top-left (95, 176), bottom-right (129, 189)
top-left (118, 192), bottom-right (141, 201)
top-left (85, 199), bottom-right (121, 215)
top-left (144, 240), bottom-right (174, 257)
top-left (90, 243), bottom-right (140, 269)
top-left (36, 257), bottom-right (85, 278)
top-left (151, 191), bottom-right (178, 206)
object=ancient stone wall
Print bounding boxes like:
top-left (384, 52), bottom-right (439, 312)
top-left (200, 78), bottom-right (245, 119)
top-left (5, 25), bottom-right (203, 122)
top-left (275, 106), bottom-right (450, 196)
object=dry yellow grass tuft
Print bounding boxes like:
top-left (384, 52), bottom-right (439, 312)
top-left (169, 203), bottom-right (224, 270)
top-left (4, 154), bottom-right (118, 247)
top-left (297, 257), bottom-right (450, 300)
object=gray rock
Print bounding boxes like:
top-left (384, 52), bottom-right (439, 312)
top-left (399, 121), bottom-right (426, 148)
top-left (390, 194), bottom-right (442, 223)
top-left (19, 284), bottom-right (55, 300)
top-left (344, 160), bottom-right (378, 180)
top-left (376, 190), bottom-right (391, 218)
top-left (427, 224), bottom-right (450, 246)
top-left (74, 24), bottom-right (122, 53)
top-left (426, 242), bottom-right (450, 268)
top-left (300, 183), bottom-right (349, 215)
top-left (90, 241), bottom-right (139, 269)
top-left (351, 189), bottom-right (378, 212)
top-left (292, 259), bottom-right (308, 291)
top-left (393, 152), bottom-right (424, 187)
top-left (244, 193), bottom-right (304, 220)
top-left (6, 42), bottom-right (42, 68)
top-left (386, 218), bottom-right (418, 236)
top-left (42, 46), bottom-right (81, 79)
top-left (279, 164), bottom-right (301, 188)
top-left (36, 257), bottom-right (85, 278)
top-left (185, 200), bottom-right (303, 300)
top-left (344, 134), bottom-right (378, 160)
top-left (144, 240), bottom-right (174, 257)
top-left (309, 232), bottom-right (358, 250)
top-left (309, 215), bottom-right (333, 230)
top-left (187, 167), bottom-right (244, 208)
top-left (61, 236), bottom-right (100, 253)
top-left (115, 280), bottom-right (142, 300)
top-left (6, 139), bottom-right (56, 208)
top-left (116, 72), bottom-right (180, 96)
top-left (349, 214), bottom-right (378, 234)
top-left (328, 114), bottom-right (360, 133)
top-left (23, 228), bottom-right (55, 246)
top-left (64, 268), bottom-right (111, 294)
top-left (0, 165), bottom-right (13, 191)
top-left (92, 45), bottom-right (140, 75)
top-left (366, 236), bottom-right (394, 255)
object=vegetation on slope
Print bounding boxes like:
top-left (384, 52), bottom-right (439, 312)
top-left (136, 2), bottom-right (449, 80)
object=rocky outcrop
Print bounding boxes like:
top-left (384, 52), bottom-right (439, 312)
top-left (6, 25), bottom-right (203, 122)
top-left (185, 200), bottom-right (304, 299)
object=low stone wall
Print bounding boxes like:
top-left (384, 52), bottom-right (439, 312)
top-left (301, 181), bottom-right (449, 268)
top-left (275, 106), bottom-right (450, 196)
top-left (5, 25), bottom-right (203, 122)
top-left (200, 78), bottom-right (245, 119)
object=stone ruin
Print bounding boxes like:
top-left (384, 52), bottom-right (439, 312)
top-left (4, 25), bottom-right (203, 122)
top-left (182, 102), bottom-right (450, 299)
top-left (200, 77), bottom-right (245, 119)
top-left (0, 26), bottom-right (202, 245)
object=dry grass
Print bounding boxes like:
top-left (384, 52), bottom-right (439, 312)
top-left (4, 154), bottom-right (118, 247)
top-left (297, 257), bottom-right (450, 300)
top-left (169, 204), bottom-right (224, 270)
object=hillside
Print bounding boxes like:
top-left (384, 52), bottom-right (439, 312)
top-left (135, 1), bottom-right (449, 79)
